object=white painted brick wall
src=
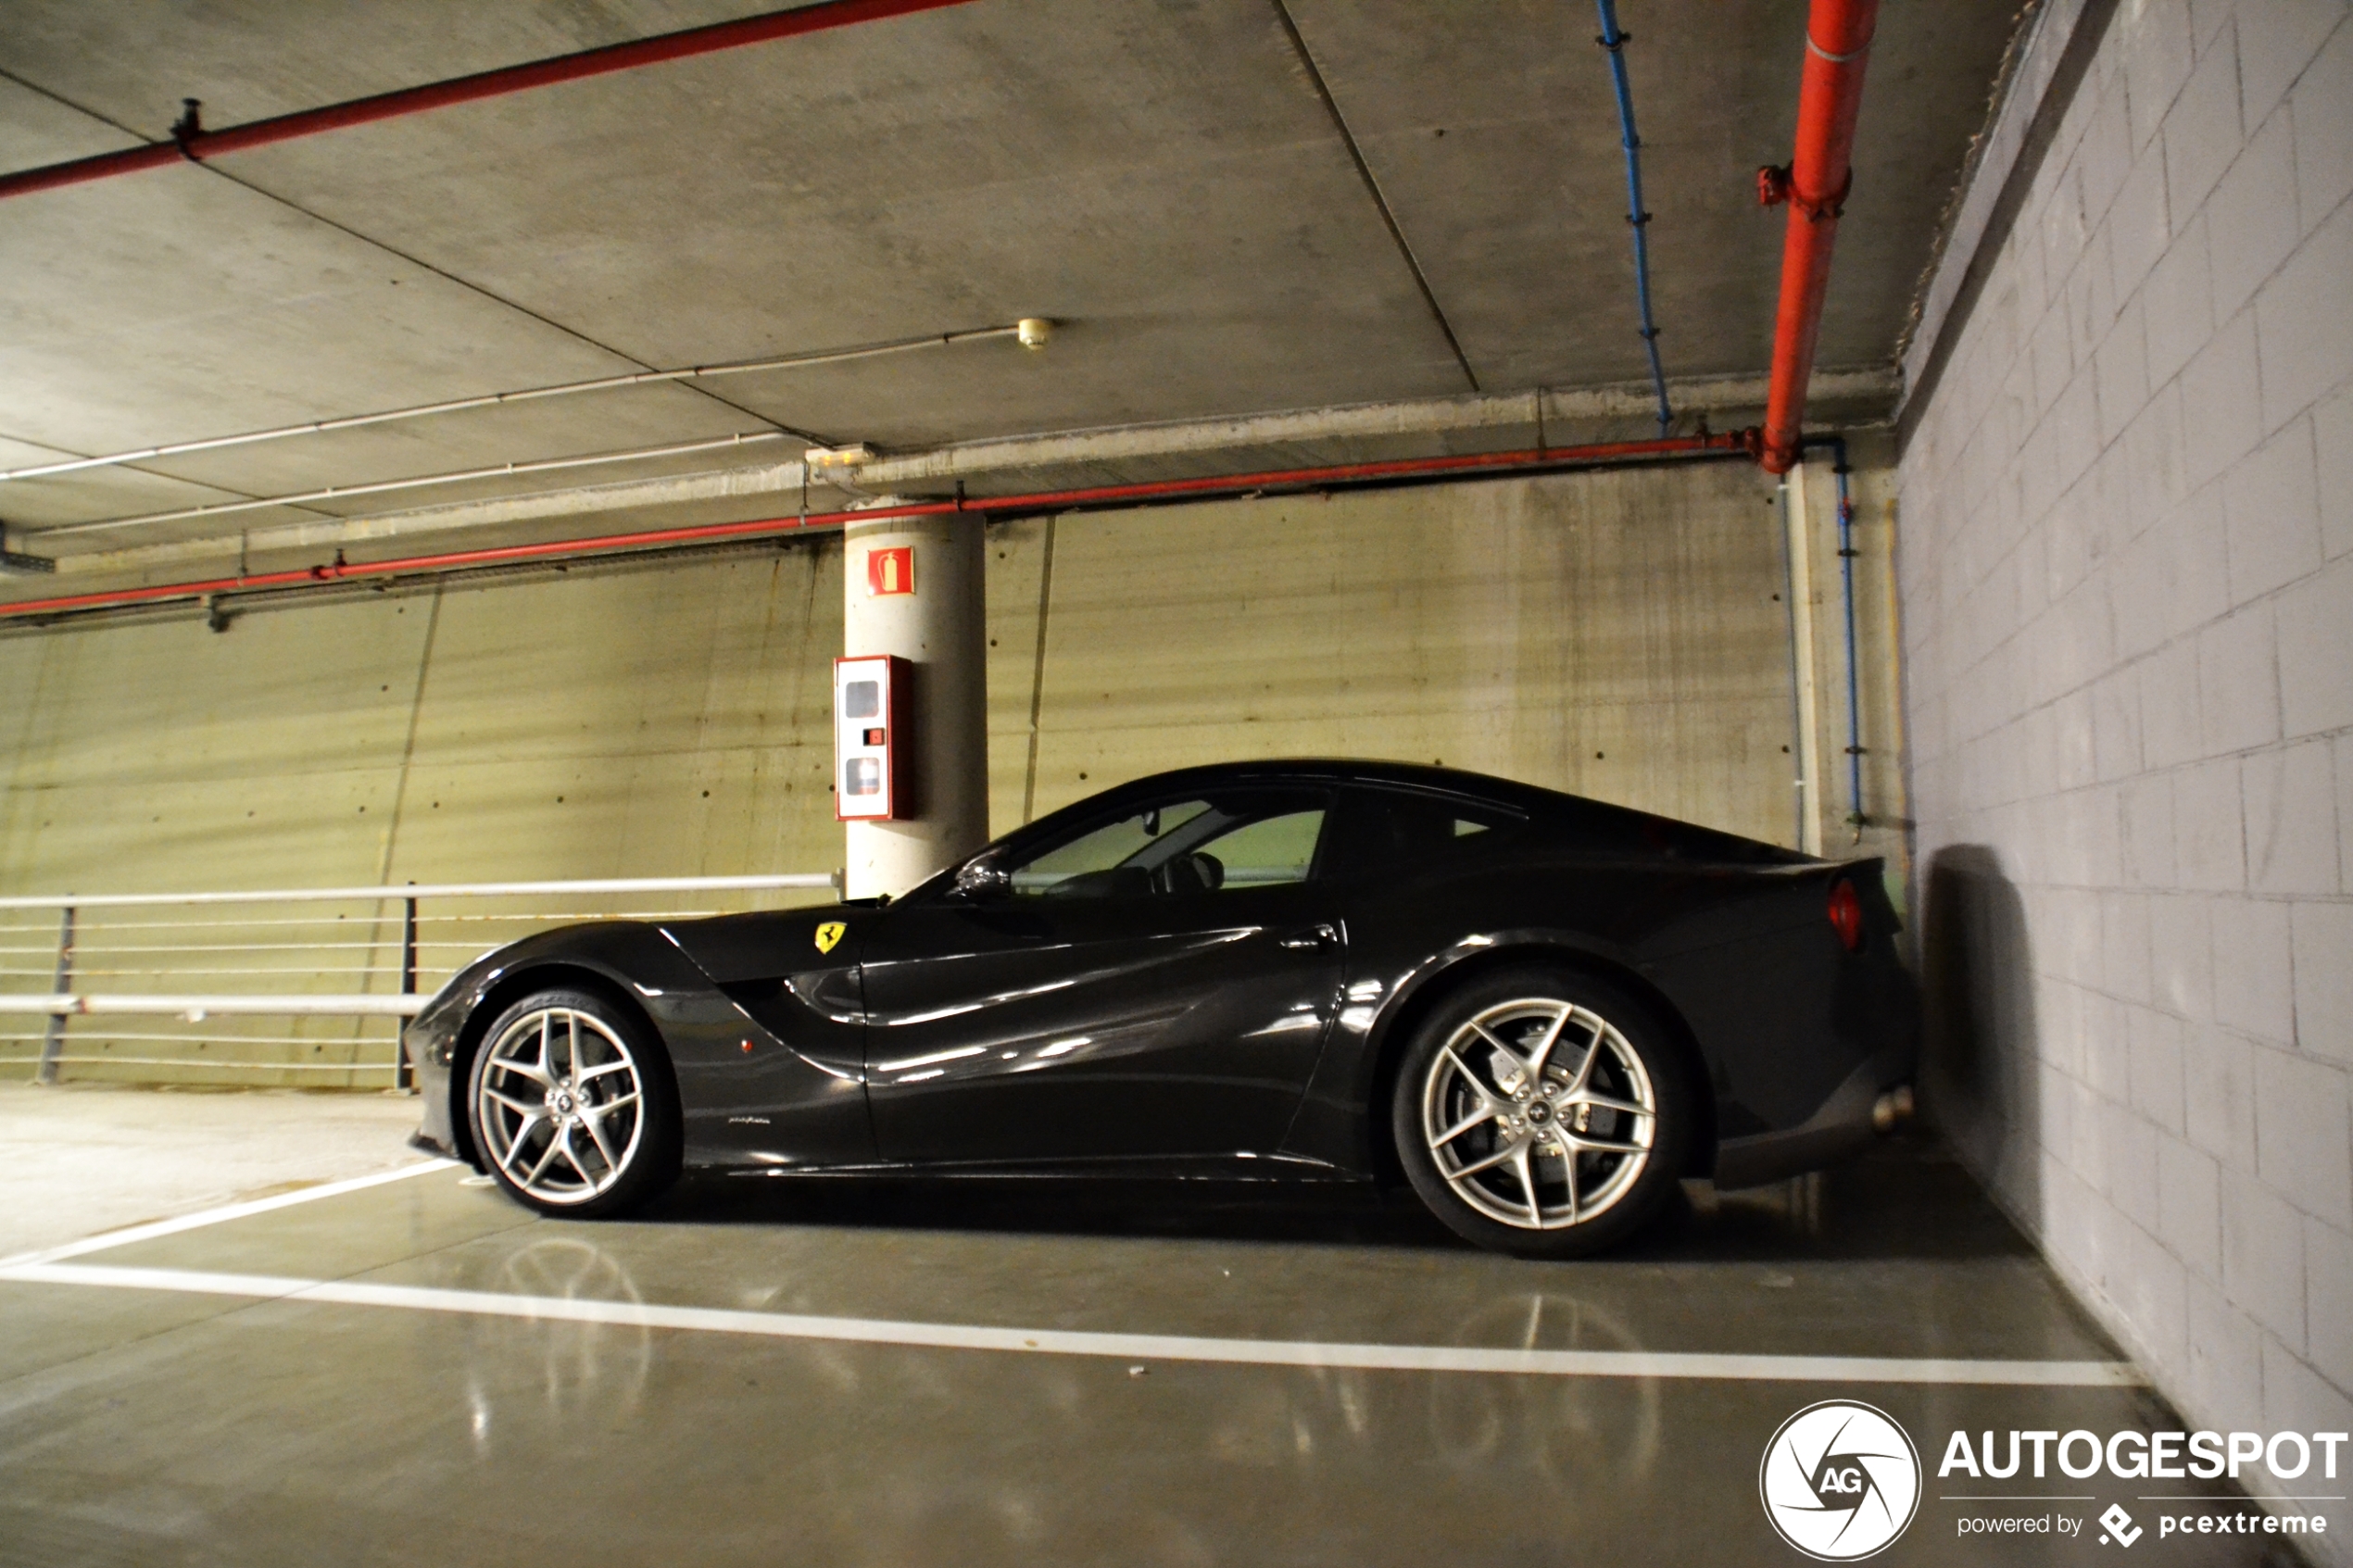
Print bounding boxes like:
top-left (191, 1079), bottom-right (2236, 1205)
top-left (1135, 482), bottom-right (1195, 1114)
top-left (1900, 0), bottom-right (2353, 1549)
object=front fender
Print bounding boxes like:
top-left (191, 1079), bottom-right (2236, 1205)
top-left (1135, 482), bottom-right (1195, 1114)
top-left (406, 922), bottom-right (704, 1079)
top-left (406, 922), bottom-right (715, 1166)
top-left (409, 920), bottom-right (875, 1172)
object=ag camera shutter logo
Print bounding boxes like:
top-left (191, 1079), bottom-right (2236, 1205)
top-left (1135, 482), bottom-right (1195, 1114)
top-left (1760, 1400), bottom-right (1922, 1560)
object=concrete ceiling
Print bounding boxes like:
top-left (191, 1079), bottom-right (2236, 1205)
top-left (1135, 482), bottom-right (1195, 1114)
top-left (0, 0), bottom-right (2020, 581)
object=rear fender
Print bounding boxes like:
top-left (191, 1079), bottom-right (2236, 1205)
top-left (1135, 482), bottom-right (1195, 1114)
top-left (1321, 934), bottom-right (1717, 1183)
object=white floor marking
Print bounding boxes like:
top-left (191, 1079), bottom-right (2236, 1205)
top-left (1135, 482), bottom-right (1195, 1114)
top-left (0, 1159), bottom-right (458, 1271)
top-left (0, 1260), bottom-right (2145, 1386)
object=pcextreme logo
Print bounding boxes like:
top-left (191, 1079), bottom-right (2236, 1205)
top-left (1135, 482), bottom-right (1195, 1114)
top-left (1760, 1400), bottom-right (1923, 1561)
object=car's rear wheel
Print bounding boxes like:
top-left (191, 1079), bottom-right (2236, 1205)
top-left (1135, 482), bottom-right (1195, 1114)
top-left (1393, 968), bottom-right (1692, 1258)
top-left (468, 988), bottom-right (680, 1218)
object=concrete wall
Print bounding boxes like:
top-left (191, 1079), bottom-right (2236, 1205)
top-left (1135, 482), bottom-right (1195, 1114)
top-left (0, 458), bottom-right (1904, 1083)
top-left (990, 459), bottom-right (1889, 849)
top-left (1899, 0), bottom-right (2353, 1537)
top-left (0, 551), bottom-right (848, 1085)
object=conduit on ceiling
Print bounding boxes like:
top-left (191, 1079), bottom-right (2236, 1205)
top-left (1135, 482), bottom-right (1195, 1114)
top-left (0, 0), bottom-right (986, 202)
top-left (0, 433), bottom-right (1753, 623)
top-left (1757, 0), bottom-right (1879, 474)
top-left (1592, 0), bottom-right (1672, 435)
top-left (39, 433), bottom-right (793, 540)
top-left (0, 325), bottom-right (1033, 486)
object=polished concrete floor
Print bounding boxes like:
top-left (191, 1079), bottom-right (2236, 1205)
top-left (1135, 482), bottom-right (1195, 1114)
top-left (0, 1082), bottom-right (422, 1256)
top-left (0, 1121), bottom-right (2314, 1567)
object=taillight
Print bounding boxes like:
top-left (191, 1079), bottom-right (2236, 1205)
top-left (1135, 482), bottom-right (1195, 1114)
top-left (1827, 878), bottom-right (1864, 952)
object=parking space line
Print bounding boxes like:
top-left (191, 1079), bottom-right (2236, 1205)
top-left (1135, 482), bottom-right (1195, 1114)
top-left (0, 1260), bottom-right (2145, 1386)
top-left (0, 1159), bottom-right (458, 1271)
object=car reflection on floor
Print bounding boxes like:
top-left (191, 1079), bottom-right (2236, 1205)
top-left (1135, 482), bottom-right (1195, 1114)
top-left (0, 1136), bottom-right (2274, 1568)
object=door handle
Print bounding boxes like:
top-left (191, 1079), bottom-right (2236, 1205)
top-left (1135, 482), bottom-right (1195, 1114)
top-left (1277, 923), bottom-right (1341, 950)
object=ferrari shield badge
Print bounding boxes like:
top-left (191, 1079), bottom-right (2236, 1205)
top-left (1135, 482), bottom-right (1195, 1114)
top-left (813, 921), bottom-right (847, 955)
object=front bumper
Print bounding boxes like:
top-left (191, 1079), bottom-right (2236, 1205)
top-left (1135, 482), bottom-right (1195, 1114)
top-left (1710, 1041), bottom-right (1913, 1189)
top-left (406, 1022), bottom-right (462, 1161)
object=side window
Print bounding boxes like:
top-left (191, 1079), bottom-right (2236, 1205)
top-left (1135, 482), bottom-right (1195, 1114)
top-left (1327, 786), bottom-right (1525, 878)
top-left (1194, 809), bottom-right (1323, 887)
top-left (1013, 800), bottom-right (1214, 897)
top-left (1005, 790), bottom-right (1328, 899)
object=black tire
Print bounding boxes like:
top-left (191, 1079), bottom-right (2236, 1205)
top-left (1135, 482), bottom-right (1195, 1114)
top-left (466, 987), bottom-right (681, 1218)
top-left (1392, 966), bottom-right (1693, 1259)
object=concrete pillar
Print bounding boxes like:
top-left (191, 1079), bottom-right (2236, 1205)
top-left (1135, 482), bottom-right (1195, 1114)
top-left (842, 511), bottom-right (988, 898)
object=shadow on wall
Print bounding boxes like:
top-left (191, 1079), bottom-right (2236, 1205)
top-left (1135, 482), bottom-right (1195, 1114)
top-left (1919, 844), bottom-right (2043, 1222)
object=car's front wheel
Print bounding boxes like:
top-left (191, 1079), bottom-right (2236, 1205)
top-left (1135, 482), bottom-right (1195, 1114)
top-left (468, 988), bottom-right (681, 1218)
top-left (1393, 968), bottom-right (1692, 1258)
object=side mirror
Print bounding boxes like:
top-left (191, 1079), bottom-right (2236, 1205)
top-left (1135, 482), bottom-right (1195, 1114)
top-left (953, 856), bottom-right (1011, 900)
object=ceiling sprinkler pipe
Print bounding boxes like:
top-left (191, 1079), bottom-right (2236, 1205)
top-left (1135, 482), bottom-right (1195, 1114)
top-left (0, 0), bottom-right (985, 203)
top-left (1593, 0), bottom-right (1672, 435)
top-left (1758, 0), bottom-right (1880, 474)
top-left (0, 432), bottom-right (1751, 621)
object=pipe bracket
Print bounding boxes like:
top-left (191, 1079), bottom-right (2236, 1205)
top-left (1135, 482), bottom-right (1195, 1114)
top-left (1794, 169), bottom-right (1855, 223)
top-left (170, 99), bottom-right (205, 162)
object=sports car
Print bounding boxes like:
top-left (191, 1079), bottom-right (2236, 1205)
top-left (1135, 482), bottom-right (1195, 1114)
top-left (407, 759), bottom-right (1919, 1257)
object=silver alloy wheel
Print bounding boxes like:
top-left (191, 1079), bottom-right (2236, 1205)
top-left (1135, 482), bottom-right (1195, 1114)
top-left (1419, 997), bottom-right (1656, 1231)
top-left (475, 1006), bottom-right (646, 1206)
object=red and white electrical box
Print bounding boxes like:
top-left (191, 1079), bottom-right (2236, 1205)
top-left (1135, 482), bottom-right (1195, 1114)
top-left (834, 655), bottom-right (906, 822)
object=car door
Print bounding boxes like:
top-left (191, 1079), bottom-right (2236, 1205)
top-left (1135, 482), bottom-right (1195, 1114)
top-left (859, 786), bottom-right (1344, 1163)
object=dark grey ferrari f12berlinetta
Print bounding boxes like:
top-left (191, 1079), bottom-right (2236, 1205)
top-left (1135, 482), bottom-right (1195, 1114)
top-left (407, 759), bottom-right (1919, 1258)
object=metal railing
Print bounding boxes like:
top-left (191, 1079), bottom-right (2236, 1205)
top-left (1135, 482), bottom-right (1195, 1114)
top-left (0, 874), bottom-right (837, 1088)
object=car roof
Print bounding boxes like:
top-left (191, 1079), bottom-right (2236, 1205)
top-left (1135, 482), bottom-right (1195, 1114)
top-left (903, 759), bottom-right (1808, 904)
top-left (1037, 759), bottom-right (1810, 866)
top-left (1090, 758), bottom-right (1554, 808)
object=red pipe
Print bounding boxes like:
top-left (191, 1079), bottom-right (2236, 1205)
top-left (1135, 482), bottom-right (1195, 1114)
top-left (0, 0), bottom-right (983, 203)
top-left (0, 433), bottom-right (1749, 621)
top-left (1757, 0), bottom-right (1880, 474)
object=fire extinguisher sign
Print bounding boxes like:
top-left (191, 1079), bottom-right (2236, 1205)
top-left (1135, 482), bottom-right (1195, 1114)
top-left (866, 546), bottom-right (914, 596)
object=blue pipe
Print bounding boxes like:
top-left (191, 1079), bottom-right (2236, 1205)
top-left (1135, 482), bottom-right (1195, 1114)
top-left (1806, 434), bottom-right (1866, 840)
top-left (1594, 0), bottom-right (1671, 434)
